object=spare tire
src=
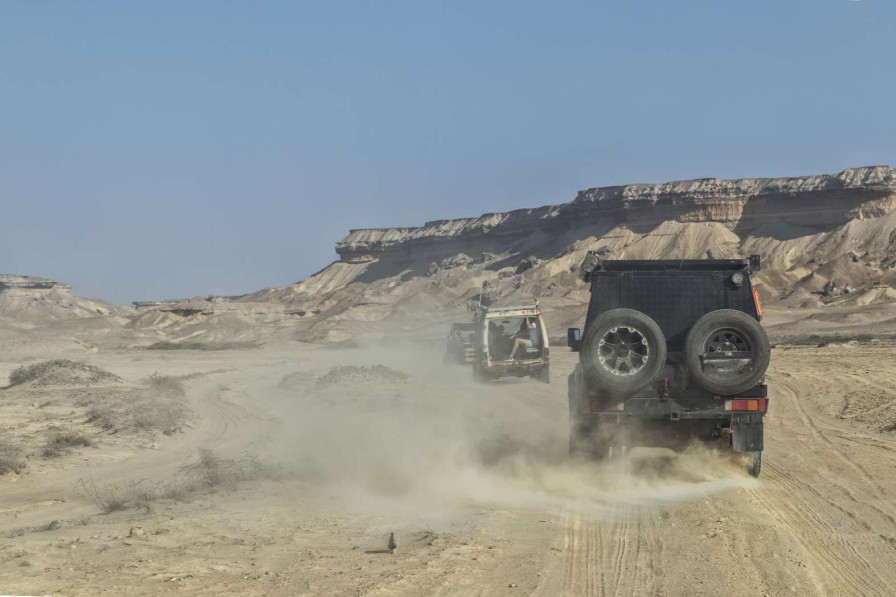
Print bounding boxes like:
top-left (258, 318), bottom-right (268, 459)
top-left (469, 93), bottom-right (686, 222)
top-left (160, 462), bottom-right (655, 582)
top-left (684, 309), bottom-right (770, 395)
top-left (580, 309), bottom-right (667, 397)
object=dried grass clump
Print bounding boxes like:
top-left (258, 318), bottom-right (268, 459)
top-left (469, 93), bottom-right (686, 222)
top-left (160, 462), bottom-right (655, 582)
top-left (7, 360), bottom-right (121, 388)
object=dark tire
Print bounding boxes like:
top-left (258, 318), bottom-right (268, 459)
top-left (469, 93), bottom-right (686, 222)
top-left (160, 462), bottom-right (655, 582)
top-left (569, 424), bottom-right (608, 459)
top-left (568, 368), bottom-right (604, 458)
top-left (747, 451), bottom-right (762, 477)
top-left (473, 364), bottom-right (489, 383)
top-left (580, 308), bottom-right (667, 397)
top-left (684, 309), bottom-right (770, 395)
top-left (569, 425), bottom-right (587, 456)
top-left (535, 366), bottom-right (551, 384)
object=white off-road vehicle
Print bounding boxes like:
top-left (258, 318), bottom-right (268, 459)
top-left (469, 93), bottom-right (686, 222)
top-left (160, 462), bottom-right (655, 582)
top-left (472, 303), bottom-right (550, 384)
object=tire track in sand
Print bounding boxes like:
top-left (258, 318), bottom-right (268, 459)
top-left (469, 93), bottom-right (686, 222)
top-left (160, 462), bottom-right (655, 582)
top-left (560, 502), bottom-right (657, 596)
top-left (747, 379), bottom-right (896, 596)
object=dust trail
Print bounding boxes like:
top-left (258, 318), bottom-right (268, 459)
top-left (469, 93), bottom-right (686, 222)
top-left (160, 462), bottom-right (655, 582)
top-left (264, 342), bottom-right (757, 524)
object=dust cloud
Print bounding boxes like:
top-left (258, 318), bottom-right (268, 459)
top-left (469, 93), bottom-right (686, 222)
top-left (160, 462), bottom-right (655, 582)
top-left (260, 340), bottom-right (757, 525)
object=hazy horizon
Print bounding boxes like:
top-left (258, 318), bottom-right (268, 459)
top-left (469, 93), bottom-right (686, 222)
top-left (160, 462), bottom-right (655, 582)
top-left (3, 1), bottom-right (893, 303)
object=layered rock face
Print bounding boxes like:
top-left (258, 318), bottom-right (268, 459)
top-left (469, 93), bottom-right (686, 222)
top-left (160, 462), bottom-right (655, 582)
top-left (336, 166), bottom-right (896, 264)
top-left (0, 275), bottom-right (133, 321)
top-left (130, 165), bottom-right (896, 343)
top-left (247, 165), bottom-right (896, 342)
top-left (0, 275), bottom-right (71, 292)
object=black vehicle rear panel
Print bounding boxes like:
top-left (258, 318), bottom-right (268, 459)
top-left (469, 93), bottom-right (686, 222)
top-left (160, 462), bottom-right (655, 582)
top-left (585, 263), bottom-right (759, 351)
top-left (572, 258), bottom-right (769, 447)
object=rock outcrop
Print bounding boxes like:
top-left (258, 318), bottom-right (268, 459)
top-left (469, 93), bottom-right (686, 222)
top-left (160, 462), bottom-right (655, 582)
top-left (0, 275), bottom-right (71, 292)
top-left (0, 275), bottom-right (134, 321)
top-left (336, 167), bottom-right (896, 263)
top-left (140, 165), bottom-right (896, 343)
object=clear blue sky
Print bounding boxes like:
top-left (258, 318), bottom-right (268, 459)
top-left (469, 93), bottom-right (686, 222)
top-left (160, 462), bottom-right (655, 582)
top-left (2, 1), bottom-right (893, 303)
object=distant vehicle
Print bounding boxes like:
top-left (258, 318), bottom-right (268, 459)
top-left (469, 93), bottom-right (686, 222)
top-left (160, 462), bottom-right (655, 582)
top-left (472, 303), bottom-right (550, 384)
top-left (444, 322), bottom-right (477, 364)
top-left (567, 254), bottom-right (770, 476)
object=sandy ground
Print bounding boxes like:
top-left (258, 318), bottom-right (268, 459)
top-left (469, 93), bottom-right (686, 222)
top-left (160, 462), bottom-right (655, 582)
top-left (1, 338), bottom-right (896, 596)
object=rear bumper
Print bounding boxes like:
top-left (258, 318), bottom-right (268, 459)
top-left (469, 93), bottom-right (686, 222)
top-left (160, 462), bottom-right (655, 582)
top-left (483, 359), bottom-right (548, 377)
top-left (582, 395), bottom-right (768, 421)
top-left (579, 403), bottom-right (765, 452)
top-left (487, 359), bottom-right (544, 366)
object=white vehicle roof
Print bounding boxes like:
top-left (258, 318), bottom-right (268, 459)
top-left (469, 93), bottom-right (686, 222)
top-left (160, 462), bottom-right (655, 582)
top-left (483, 304), bottom-right (541, 317)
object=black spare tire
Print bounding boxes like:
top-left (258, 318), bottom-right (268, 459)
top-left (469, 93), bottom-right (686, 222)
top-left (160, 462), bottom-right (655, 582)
top-left (580, 308), bottom-right (667, 397)
top-left (684, 309), bottom-right (770, 395)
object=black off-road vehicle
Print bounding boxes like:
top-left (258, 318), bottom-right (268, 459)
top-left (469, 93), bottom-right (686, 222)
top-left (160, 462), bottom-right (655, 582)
top-left (567, 254), bottom-right (770, 476)
top-left (444, 322), bottom-right (477, 364)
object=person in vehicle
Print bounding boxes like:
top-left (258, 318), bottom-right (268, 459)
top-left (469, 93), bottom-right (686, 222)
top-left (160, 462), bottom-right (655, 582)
top-left (488, 321), bottom-right (504, 359)
top-left (510, 317), bottom-right (540, 359)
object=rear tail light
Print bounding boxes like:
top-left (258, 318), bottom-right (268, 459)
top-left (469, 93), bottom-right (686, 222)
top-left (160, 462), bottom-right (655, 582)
top-left (725, 398), bottom-right (766, 413)
top-left (753, 288), bottom-right (764, 321)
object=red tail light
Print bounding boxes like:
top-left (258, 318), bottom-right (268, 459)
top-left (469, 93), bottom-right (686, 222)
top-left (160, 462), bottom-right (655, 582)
top-left (753, 288), bottom-right (764, 321)
top-left (725, 398), bottom-right (766, 413)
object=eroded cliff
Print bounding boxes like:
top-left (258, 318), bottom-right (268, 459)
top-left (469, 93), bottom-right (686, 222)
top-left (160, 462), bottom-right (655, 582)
top-left (146, 165), bottom-right (896, 343)
top-left (336, 166), bottom-right (896, 263)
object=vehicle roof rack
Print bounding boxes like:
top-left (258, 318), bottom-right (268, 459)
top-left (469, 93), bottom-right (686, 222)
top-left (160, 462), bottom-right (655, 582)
top-left (591, 256), bottom-right (760, 273)
top-left (485, 303), bottom-right (540, 312)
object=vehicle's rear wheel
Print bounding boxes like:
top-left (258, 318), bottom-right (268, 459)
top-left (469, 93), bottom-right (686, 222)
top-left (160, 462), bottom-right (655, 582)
top-left (569, 425), bottom-right (608, 459)
top-left (534, 366), bottom-right (551, 384)
top-left (569, 425), bottom-right (587, 456)
top-left (684, 309), bottom-right (770, 395)
top-left (580, 309), bottom-right (667, 397)
top-left (473, 364), bottom-right (490, 383)
top-left (746, 451), bottom-right (762, 477)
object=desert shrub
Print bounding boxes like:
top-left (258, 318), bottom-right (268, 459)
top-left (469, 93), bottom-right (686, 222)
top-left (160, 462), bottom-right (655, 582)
top-left (84, 378), bottom-right (191, 435)
top-left (143, 373), bottom-right (185, 396)
top-left (85, 405), bottom-right (117, 431)
top-left (78, 479), bottom-right (157, 513)
top-left (0, 437), bottom-right (25, 475)
top-left (146, 341), bottom-right (260, 351)
top-left (37, 520), bottom-right (61, 532)
top-left (132, 398), bottom-right (189, 435)
top-left (180, 449), bottom-right (267, 489)
top-left (778, 333), bottom-right (890, 347)
top-left (7, 360), bottom-right (121, 388)
top-left (42, 430), bottom-right (93, 458)
top-left (79, 450), bottom-right (272, 512)
top-left (316, 365), bottom-right (409, 387)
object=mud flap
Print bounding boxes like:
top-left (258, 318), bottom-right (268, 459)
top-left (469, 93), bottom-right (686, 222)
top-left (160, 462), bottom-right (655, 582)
top-left (731, 414), bottom-right (763, 452)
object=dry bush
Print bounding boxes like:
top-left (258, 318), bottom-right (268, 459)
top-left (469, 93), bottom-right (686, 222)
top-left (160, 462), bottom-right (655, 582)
top-left (316, 365), bottom-right (409, 387)
top-left (0, 437), bottom-right (25, 475)
top-left (42, 429), bottom-right (93, 458)
top-left (180, 449), bottom-right (267, 488)
top-left (78, 479), bottom-right (157, 513)
top-left (777, 333), bottom-right (888, 347)
top-left (7, 360), bottom-right (121, 388)
top-left (85, 405), bottom-right (117, 431)
top-left (143, 373), bottom-right (185, 396)
top-left (84, 375), bottom-right (191, 436)
top-left (133, 401), bottom-right (188, 435)
top-left (146, 341), bottom-right (260, 351)
top-left (79, 449), bottom-right (273, 513)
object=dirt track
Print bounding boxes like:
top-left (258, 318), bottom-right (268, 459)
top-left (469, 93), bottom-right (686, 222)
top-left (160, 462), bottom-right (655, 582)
top-left (2, 343), bottom-right (896, 596)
